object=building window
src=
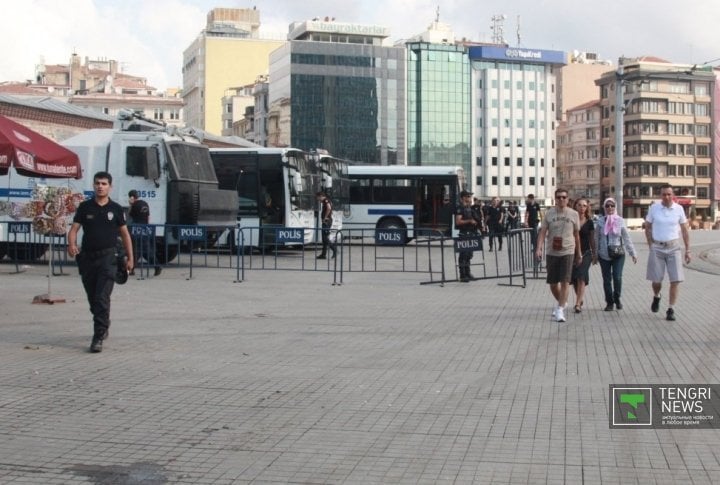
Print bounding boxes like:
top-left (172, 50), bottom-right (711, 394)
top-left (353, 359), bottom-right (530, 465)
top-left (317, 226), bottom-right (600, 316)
top-left (516, 157), bottom-right (522, 166)
top-left (529, 177), bottom-right (535, 185)
top-left (153, 108), bottom-right (164, 120)
top-left (504, 177), bottom-right (510, 186)
top-left (504, 157), bottom-right (510, 166)
top-left (492, 176), bottom-right (498, 185)
top-left (476, 156), bottom-right (483, 166)
top-left (529, 157), bottom-right (535, 167)
top-left (697, 187), bottom-right (708, 199)
top-left (492, 157), bottom-right (498, 166)
top-left (476, 176), bottom-right (483, 185)
top-left (516, 177), bottom-right (523, 185)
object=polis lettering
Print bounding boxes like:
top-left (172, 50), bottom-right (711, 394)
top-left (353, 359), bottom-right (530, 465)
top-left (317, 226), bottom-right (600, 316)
top-left (9, 222), bottom-right (32, 234)
top-left (179, 226), bottom-right (206, 240)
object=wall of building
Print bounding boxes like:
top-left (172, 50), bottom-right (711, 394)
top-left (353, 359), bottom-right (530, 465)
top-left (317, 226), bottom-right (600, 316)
top-left (201, 37), bottom-right (284, 136)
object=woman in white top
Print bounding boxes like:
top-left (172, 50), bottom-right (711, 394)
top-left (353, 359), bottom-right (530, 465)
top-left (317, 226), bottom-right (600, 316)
top-left (595, 198), bottom-right (637, 311)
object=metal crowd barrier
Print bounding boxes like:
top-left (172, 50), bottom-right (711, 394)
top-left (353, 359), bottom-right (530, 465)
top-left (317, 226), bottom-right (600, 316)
top-left (2, 221), bottom-right (547, 286)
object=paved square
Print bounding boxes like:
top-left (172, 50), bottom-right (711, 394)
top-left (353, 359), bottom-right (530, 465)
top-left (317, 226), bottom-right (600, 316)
top-left (1, 231), bottom-right (719, 483)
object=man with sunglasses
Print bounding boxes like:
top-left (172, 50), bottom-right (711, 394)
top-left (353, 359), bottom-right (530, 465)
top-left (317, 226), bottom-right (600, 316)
top-left (535, 189), bottom-right (582, 322)
top-left (644, 183), bottom-right (691, 321)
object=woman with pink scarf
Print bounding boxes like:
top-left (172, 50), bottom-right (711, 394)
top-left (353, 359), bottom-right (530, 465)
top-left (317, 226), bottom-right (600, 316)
top-left (595, 198), bottom-right (637, 311)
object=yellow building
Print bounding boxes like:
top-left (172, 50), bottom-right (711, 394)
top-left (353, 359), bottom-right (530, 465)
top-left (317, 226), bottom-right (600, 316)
top-left (182, 8), bottom-right (284, 136)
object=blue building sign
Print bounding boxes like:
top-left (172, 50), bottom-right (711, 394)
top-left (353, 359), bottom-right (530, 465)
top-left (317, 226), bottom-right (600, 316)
top-left (468, 46), bottom-right (566, 65)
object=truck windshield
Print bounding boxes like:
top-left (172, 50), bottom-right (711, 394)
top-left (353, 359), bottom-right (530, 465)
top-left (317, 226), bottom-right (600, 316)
top-left (167, 143), bottom-right (218, 183)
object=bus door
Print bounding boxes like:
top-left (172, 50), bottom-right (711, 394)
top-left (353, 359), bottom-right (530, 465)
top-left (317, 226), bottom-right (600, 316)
top-left (235, 169), bottom-right (261, 248)
top-left (416, 178), bottom-right (453, 236)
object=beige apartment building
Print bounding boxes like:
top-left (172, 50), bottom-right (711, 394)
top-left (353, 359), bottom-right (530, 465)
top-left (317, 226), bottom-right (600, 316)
top-left (596, 57), bottom-right (716, 222)
top-left (557, 100), bottom-right (602, 204)
top-left (182, 7), bottom-right (284, 136)
top-left (556, 52), bottom-right (613, 122)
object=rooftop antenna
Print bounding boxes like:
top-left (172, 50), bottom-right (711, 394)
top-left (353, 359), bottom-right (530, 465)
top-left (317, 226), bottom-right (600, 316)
top-left (435, 5), bottom-right (440, 22)
top-left (491, 14), bottom-right (506, 44)
top-left (516, 15), bottom-right (521, 46)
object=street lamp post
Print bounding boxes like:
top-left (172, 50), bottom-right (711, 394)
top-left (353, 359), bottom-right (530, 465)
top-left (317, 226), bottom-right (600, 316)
top-left (614, 63), bottom-right (625, 216)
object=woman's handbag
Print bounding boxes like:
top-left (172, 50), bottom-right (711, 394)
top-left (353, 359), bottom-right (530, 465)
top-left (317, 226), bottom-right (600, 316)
top-left (606, 234), bottom-right (625, 260)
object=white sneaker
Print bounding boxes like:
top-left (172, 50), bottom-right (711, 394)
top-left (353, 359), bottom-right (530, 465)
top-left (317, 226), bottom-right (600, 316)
top-left (556, 307), bottom-right (566, 322)
top-left (552, 306), bottom-right (558, 319)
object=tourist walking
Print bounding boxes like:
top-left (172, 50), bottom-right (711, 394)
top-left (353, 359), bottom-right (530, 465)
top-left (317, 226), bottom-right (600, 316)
top-left (535, 189), bottom-right (581, 322)
top-left (644, 183), bottom-right (691, 321)
top-left (570, 198), bottom-right (596, 313)
top-left (595, 198), bottom-right (636, 311)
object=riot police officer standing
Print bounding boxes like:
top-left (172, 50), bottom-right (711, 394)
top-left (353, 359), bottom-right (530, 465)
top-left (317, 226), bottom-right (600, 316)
top-left (455, 190), bottom-right (481, 282)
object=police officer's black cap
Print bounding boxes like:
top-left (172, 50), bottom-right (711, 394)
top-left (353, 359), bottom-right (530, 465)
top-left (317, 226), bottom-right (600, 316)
top-left (460, 190), bottom-right (473, 197)
top-left (115, 256), bottom-right (129, 284)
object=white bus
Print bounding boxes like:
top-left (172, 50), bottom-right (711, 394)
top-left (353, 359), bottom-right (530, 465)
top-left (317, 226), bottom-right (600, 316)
top-left (345, 165), bottom-right (465, 241)
top-left (210, 148), bottom-right (320, 249)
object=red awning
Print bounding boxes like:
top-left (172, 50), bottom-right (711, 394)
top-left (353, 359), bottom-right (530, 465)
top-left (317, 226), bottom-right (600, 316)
top-left (0, 115), bottom-right (82, 179)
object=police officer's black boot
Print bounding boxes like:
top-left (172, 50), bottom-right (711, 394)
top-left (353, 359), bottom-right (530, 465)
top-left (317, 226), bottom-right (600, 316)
top-left (466, 267), bottom-right (474, 280)
top-left (459, 267), bottom-right (469, 283)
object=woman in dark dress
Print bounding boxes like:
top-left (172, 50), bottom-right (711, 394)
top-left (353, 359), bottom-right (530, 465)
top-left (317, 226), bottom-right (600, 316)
top-left (571, 197), bottom-right (596, 313)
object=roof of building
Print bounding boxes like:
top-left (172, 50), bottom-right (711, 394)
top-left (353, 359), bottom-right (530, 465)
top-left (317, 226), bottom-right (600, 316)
top-left (632, 56), bottom-right (671, 63)
top-left (0, 82), bottom-right (48, 95)
top-left (0, 93), bottom-right (115, 122)
top-left (566, 99), bottom-right (601, 112)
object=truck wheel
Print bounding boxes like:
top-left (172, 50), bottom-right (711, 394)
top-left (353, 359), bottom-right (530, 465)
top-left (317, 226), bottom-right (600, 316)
top-left (156, 238), bottom-right (178, 264)
top-left (7, 243), bottom-right (48, 262)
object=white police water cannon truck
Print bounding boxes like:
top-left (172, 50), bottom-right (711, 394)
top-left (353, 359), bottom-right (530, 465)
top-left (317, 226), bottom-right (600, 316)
top-left (0, 109), bottom-right (238, 262)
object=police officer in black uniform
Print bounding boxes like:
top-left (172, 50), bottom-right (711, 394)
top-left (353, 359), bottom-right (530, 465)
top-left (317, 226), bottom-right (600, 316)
top-left (455, 190), bottom-right (481, 282)
top-left (316, 191), bottom-right (336, 259)
top-left (524, 193), bottom-right (542, 252)
top-left (68, 171), bottom-right (134, 353)
top-left (128, 189), bottom-right (161, 276)
top-left (486, 197), bottom-right (505, 251)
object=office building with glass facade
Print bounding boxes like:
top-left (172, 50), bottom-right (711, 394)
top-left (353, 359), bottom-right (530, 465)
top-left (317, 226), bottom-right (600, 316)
top-left (470, 46), bottom-right (565, 202)
top-left (407, 42), bottom-right (471, 177)
top-left (268, 21), bottom-right (406, 164)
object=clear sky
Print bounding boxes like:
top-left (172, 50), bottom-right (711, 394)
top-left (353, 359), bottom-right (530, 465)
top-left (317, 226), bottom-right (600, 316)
top-left (2, 0), bottom-right (718, 91)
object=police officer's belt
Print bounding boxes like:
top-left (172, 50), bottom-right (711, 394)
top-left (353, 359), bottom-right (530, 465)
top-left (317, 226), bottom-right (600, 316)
top-left (81, 247), bottom-right (116, 259)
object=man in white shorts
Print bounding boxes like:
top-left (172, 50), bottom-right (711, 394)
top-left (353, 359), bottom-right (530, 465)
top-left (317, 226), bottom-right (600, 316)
top-left (644, 183), bottom-right (691, 321)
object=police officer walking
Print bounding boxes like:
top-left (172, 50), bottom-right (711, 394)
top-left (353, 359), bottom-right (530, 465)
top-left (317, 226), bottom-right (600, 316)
top-left (455, 190), bottom-right (481, 282)
top-left (128, 190), bottom-right (161, 276)
top-left (68, 171), bottom-right (134, 353)
top-left (316, 191), bottom-right (336, 259)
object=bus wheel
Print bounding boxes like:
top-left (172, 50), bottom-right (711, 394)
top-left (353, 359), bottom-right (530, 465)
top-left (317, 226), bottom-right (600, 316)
top-left (377, 218), bottom-right (408, 243)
